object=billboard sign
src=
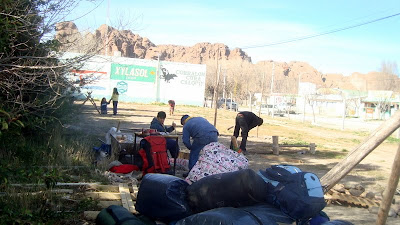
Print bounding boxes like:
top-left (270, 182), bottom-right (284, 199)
top-left (110, 63), bottom-right (156, 82)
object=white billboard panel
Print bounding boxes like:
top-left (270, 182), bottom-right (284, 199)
top-left (61, 52), bottom-right (206, 106)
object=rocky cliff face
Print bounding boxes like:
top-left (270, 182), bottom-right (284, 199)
top-left (55, 22), bottom-right (398, 93)
top-left (55, 22), bottom-right (251, 64)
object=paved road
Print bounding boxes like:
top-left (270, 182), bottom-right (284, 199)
top-left (240, 106), bottom-right (393, 133)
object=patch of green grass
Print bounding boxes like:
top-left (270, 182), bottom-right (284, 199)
top-left (317, 150), bottom-right (346, 159)
top-left (353, 131), bottom-right (368, 137)
top-left (150, 102), bottom-right (167, 106)
top-left (350, 139), bottom-right (361, 144)
top-left (0, 124), bottom-right (110, 224)
top-left (282, 140), bottom-right (309, 145)
top-left (386, 136), bottom-right (400, 144)
top-left (0, 188), bottom-right (100, 224)
top-left (341, 149), bottom-right (348, 152)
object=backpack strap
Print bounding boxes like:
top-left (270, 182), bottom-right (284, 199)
top-left (264, 166), bottom-right (295, 182)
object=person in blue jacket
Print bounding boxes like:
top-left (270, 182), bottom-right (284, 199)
top-left (150, 111), bottom-right (179, 158)
top-left (181, 114), bottom-right (219, 171)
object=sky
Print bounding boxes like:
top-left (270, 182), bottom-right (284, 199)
top-left (65, 0), bottom-right (400, 76)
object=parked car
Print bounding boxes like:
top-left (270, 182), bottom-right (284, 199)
top-left (217, 98), bottom-right (239, 111)
top-left (260, 104), bottom-right (284, 117)
top-left (277, 103), bottom-right (296, 114)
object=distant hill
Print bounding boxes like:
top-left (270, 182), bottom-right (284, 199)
top-left (55, 22), bottom-right (399, 94)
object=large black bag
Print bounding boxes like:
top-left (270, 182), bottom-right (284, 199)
top-left (96, 205), bottom-right (148, 225)
top-left (239, 204), bottom-right (294, 224)
top-left (175, 207), bottom-right (278, 225)
top-left (186, 169), bottom-right (268, 213)
top-left (135, 173), bottom-right (192, 222)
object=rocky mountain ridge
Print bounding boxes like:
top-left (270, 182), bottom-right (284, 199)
top-left (55, 22), bottom-right (399, 93)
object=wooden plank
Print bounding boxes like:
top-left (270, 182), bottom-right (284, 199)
top-left (98, 200), bottom-right (121, 208)
top-left (119, 183), bottom-right (129, 211)
top-left (119, 183), bottom-right (136, 213)
top-left (1, 189), bottom-right (74, 197)
top-left (84, 211), bottom-right (100, 220)
top-left (11, 182), bottom-right (101, 187)
top-left (85, 192), bottom-right (121, 200)
top-left (87, 184), bottom-right (119, 192)
top-left (130, 185), bottom-right (138, 200)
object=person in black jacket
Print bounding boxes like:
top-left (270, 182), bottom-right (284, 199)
top-left (233, 111), bottom-right (263, 154)
top-left (150, 111), bottom-right (179, 158)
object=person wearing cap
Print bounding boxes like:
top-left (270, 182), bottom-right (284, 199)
top-left (232, 111), bottom-right (263, 154)
top-left (150, 111), bottom-right (179, 158)
top-left (181, 114), bottom-right (219, 170)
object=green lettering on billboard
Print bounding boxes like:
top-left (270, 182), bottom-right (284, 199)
top-left (110, 63), bottom-right (156, 82)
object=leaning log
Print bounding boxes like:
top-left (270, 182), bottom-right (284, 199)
top-left (376, 144), bottom-right (400, 225)
top-left (320, 110), bottom-right (400, 192)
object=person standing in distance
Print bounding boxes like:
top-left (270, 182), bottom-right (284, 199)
top-left (168, 100), bottom-right (175, 115)
top-left (181, 115), bottom-right (219, 171)
top-left (109, 87), bottom-right (119, 115)
top-left (233, 111), bottom-right (263, 154)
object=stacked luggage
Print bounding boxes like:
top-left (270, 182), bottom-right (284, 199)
top-left (97, 142), bottom-right (354, 225)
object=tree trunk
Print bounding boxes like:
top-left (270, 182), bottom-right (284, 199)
top-left (376, 144), bottom-right (400, 225)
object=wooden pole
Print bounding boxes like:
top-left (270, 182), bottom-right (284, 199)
top-left (310, 143), bottom-right (316, 154)
top-left (116, 121), bottom-right (121, 132)
top-left (272, 136), bottom-right (279, 155)
top-left (376, 144), bottom-right (400, 225)
top-left (320, 109), bottom-right (400, 192)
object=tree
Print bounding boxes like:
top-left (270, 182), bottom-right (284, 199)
top-left (0, 0), bottom-right (93, 136)
top-left (372, 60), bottom-right (399, 119)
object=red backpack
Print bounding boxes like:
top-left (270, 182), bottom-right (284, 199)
top-left (138, 136), bottom-right (170, 175)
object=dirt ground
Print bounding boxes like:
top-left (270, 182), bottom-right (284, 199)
top-left (69, 101), bottom-right (400, 224)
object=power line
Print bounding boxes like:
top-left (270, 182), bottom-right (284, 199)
top-left (241, 12), bottom-right (400, 49)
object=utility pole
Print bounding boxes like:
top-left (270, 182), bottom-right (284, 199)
top-left (155, 53), bottom-right (161, 102)
top-left (223, 70), bottom-right (226, 99)
top-left (213, 65), bottom-right (221, 126)
top-left (249, 91), bottom-right (252, 111)
top-left (270, 62), bottom-right (275, 118)
top-left (223, 69), bottom-right (227, 108)
top-left (257, 72), bottom-right (266, 137)
top-left (213, 48), bottom-right (220, 127)
top-left (342, 96), bottom-right (346, 130)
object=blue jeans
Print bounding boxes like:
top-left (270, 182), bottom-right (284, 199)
top-left (166, 139), bottom-right (179, 158)
top-left (113, 101), bottom-right (118, 115)
top-left (188, 133), bottom-right (218, 170)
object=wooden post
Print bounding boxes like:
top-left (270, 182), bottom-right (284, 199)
top-left (272, 136), bottom-right (279, 155)
top-left (310, 143), bottom-right (316, 154)
top-left (116, 121), bottom-right (121, 132)
top-left (376, 144), bottom-right (400, 225)
top-left (320, 109), bottom-right (400, 192)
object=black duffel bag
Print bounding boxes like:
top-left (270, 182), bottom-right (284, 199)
top-left (175, 206), bottom-right (278, 225)
top-left (96, 205), bottom-right (149, 225)
top-left (135, 173), bottom-right (192, 222)
top-left (186, 169), bottom-right (268, 213)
